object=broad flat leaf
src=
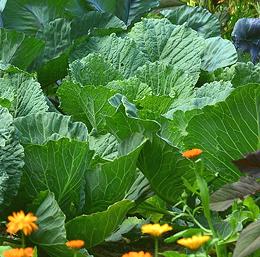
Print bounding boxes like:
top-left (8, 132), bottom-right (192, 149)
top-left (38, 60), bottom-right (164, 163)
top-left (66, 200), bottom-right (134, 248)
top-left (106, 107), bottom-right (160, 141)
top-left (0, 73), bottom-right (48, 117)
top-left (162, 5), bottom-right (220, 38)
top-left (166, 81), bottom-right (233, 115)
top-left (89, 133), bottom-right (118, 161)
top-left (34, 18), bottom-right (71, 85)
top-left (43, 245), bottom-right (86, 257)
top-left (128, 19), bottom-right (205, 79)
top-left (233, 151), bottom-right (260, 178)
top-left (30, 192), bottom-right (66, 245)
top-left (201, 37), bottom-right (237, 72)
top-left (138, 135), bottom-right (195, 203)
top-left (0, 29), bottom-right (44, 70)
top-left (22, 138), bottom-right (94, 213)
top-left (136, 95), bottom-right (174, 120)
top-left (85, 134), bottom-right (146, 213)
top-left (14, 112), bottom-right (88, 145)
top-left (210, 176), bottom-right (260, 211)
top-left (87, 0), bottom-right (159, 25)
top-left (69, 53), bottom-right (123, 86)
top-left (71, 34), bottom-right (149, 78)
top-left (71, 11), bottom-right (126, 39)
top-left (58, 82), bottom-right (116, 132)
top-left (0, 107), bottom-right (24, 208)
top-left (136, 62), bottom-right (195, 97)
top-left (107, 77), bottom-right (152, 101)
top-left (233, 219), bottom-right (260, 257)
top-left (2, 0), bottom-right (66, 35)
top-left (184, 84), bottom-right (260, 187)
top-left (161, 252), bottom-right (187, 257)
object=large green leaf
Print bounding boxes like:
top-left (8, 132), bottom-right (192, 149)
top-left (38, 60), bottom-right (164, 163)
top-left (161, 5), bottom-right (220, 38)
top-left (69, 53), bottom-right (123, 86)
top-left (34, 18), bottom-right (71, 85)
top-left (183, 84), bottom-right (260, 187)
top-left (0, 29), bottom-right (44, 70)
top-left (0, 72), bottom-right (48, 117)
top-left (85, 134), bottom-right (146, 213)
top-left (14, 112), bottom-right (88, 144)
top-left (201, 37), bottom-right (237, 72)
top-left (22, 138), bottom-right (94, 212)
top-left (128, 19), bottom-right (204, 78)
top-left (0, 107), bottom-right (24, 208)
top-left (30, 192), bottom-right (66, 245)
top-left (138, 135), bottom-right (195, 203)
top-left (30, 192), bottom-right (85, 257)
top-left (165, 81), bottom-right (233, 115)
top-left (71, 11), bottom-right (126, 38)
top-left (2, 0), bottom-right (66, 35)
top-left (107, 77), bottom-right (152, 101)
top-left (233, 219), bottom-right (260, 257)
top-left (58, 82), bottom-right (116, 132)
top-left (66, 200), bottom-right (134, 248)
top-left (136, 62), bottom-right (195, 97)
top-left (87, 0), bottom-right (159, 25)
top-left (70, 34), bottom-right (149, 78)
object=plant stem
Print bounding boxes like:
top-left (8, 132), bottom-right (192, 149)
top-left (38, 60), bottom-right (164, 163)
top-left (154, 237), bottom-right (159, 257)
top-left (21, 233), bottom-right (25, 248)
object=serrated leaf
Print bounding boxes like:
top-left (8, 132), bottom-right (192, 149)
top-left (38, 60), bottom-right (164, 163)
top-left (210, 176), bottom-right (260, 211)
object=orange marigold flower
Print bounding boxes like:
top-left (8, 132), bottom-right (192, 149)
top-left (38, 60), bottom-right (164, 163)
top-left (177, 235), bottom-right (211, 250)
top-left (122, 251), bottom-right (152, 257)
top-left (3, 247), bottom-right (34, 257)
top-left (182, 149), bottom-right (203, 159)
top-left (6, 211), bottom-right (38, 236)
top-left (141, 223), bottom-right (172, 237)
top-left (66, 240), bottom-right (85, 249)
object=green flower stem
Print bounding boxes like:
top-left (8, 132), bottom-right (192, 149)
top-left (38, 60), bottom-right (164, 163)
top-left (154, 237), bottom-right (159, 257)
top-left (21, 233), bottom-right (25, 248)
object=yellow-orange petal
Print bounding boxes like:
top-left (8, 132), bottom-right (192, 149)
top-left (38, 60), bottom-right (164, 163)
top-left (182, 149), bottom-right (203, 159)
top-left (6, 211), bottom-right (38, 236)
top-left (177, 235), bottom-right (211, 250)
top-left (122, 251), bottom-right (152, 257)
top-left (3, 247), bottom-right (34, 257)
top-left (66, 240), bottom-right (85, 249)
top-left (141, 223), bottom-right (172, 237)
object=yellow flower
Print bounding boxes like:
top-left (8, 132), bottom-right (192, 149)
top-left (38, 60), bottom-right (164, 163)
top-left (141, 223), bottom-right (172, 237)
top-left (182, 149), bottom-right (203, 159)
top-left (66, 240), bottom-right (85, 249)
top-left (177, 235), bottom-right (211, 250)
top-left (122, 251), bottom-right (152, 257)
top-left (3, 247), bottom-right (34, 257)
top-left (6, 211), bottom-right (38, 236)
